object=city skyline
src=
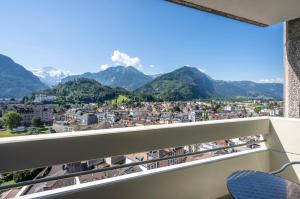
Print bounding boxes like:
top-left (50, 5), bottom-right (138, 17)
top-left (0, 0), bottom-right (283, 83)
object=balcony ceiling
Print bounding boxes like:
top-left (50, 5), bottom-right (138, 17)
top-left (169, 0), bottom-right (300, 27)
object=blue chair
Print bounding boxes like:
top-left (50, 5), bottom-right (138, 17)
top-left (227, 162), bottom-right (300, 199)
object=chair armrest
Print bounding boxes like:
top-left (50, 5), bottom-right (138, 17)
top-left (271, 161), bottom-right (300, 175)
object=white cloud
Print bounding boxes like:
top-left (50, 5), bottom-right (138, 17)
top-left (198, 68), bottom-right (206, 73)
top-left (100, 64), bottom-right (110, 71)
top-left (258, 77), bottom-right (283, 83)
top-left (111, 50), bottom-right (142, 69)
top-left (149, 64), bottom-right (155, 68)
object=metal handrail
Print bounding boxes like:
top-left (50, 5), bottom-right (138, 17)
top-left (0, 139), bottom-right (265, 191)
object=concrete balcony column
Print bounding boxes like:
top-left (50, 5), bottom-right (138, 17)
top-left (284, 18), bottom-right (300, 118)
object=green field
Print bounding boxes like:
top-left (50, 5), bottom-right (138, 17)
top-left (111, 95), bottom-right (129, 105)
top-left (0, 179), bottom-right (15, 185)
top-left (33, 127), bottom-right (48, 134)
top-left (0, 130), bottom-right (29, 138)
top-left (0, 126), bottom-right (50, 138)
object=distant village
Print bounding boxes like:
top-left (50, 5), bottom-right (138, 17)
top-left (0, 94), bottom-right (283, 198)
top-left (0, 94), bottom-right (283, 133)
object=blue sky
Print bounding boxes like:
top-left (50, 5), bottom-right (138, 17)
top-left (0, 0), bottom-right (283, 82)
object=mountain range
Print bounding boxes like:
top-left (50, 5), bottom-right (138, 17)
top-left (136, 66), bottom-right (283, 100)
top-left (0, 54), bottom-right (47, 99)
top-left (62, 66), bottom-right (153, 91)
top-left (0, 54), bottom-right (283, 100)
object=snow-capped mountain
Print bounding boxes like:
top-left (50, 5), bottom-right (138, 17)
top-left (31, 67), bottom-right (71, 86)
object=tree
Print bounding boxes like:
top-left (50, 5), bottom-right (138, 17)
top-left (32, 116), bottom-right (42, 127)
top-left (2, 112), bottom-right (22, 130)
top-left (13, 170), bottom-right (32, 183)
top-left (213, 104), bottom-right (222, 113)
top-left (203, 112), bottom-right (209, 121)
top-left (216, 106), bottom-right (222, 113)
top-left (254, 106), bottom-right (262, 114)
top-left (22, 96), bottom-right (34, 105)
top-left (28, 127), bottom-right (39, 135)
top-left (173, 106), bottom-right (181, 112)
top-left (13, 168), bottom-right (43, 183)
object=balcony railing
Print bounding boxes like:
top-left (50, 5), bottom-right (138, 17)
top-left (1, 117), bottom-right (300, 199)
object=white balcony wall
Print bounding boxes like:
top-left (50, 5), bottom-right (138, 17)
top-left (19, 149), bottom-right (269, 199)
top-left (266, 118), bottom-right (300, 182)
top-left (0, 117), bottom-right (269, 173)
top-left (0, 117), bottom-right (299, 198)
